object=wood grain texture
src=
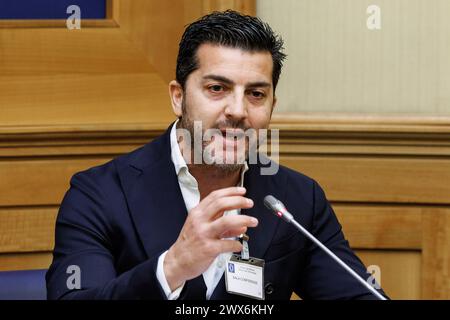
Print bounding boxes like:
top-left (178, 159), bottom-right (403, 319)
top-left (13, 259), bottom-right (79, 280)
top-left (0, 207), bottom-right (57, 253)
top-left (118, 0), bottom-right (187, 83)
top-left (2, 151), bottom-right (449, 206)
top-left (0, 0), bottom-right (176, 130)
top-left (0, 158), bottom-right (112, 206)
top-left (0, 73), bottom-right (174, 127)
top-left (292, 249), bottom-right (422, 300)
top-left (356, 250), bottom-right (422, 300)
top-left (202, 0), bottom-right (256, 15)
top-left (281, 155), bottom-right (450, 205)
top-left (333, 204), bottom-right (422, 249)
top-left (0, 202), bottom-right (424, 253)
top-left (0, 126), bottom-right (448, 299)
top-left (422, 209), bottom-right (450, 299)
top-left (0, 252), bottom-right (52, 272)
top-left (117, 0), bottom-right (255, 84)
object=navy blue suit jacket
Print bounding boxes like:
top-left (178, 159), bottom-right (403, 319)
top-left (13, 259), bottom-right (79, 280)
top-left (46, 123), bottom-right (386, 300)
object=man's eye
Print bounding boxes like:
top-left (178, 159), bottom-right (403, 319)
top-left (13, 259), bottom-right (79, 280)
top-left (209, 85), bottom-right (224, 92)
top-left (250, 91), bottom-right (265, 98)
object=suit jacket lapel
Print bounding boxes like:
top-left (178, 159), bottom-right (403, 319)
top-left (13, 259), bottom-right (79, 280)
top-left (118, 123), bottom-right (188, 258)
top-left (118, 123), bottom-right (209, 298)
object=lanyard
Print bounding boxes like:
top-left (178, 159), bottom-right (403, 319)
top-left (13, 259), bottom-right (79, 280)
top-left (239, 233), bottom-right (250, 260)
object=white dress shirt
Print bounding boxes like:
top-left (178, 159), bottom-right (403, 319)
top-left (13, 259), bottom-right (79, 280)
top-left (156, 119), bottom-right (249, 300)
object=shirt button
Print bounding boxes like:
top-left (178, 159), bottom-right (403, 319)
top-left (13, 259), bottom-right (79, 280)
top-left (217, 260), bottom-right (224, 268)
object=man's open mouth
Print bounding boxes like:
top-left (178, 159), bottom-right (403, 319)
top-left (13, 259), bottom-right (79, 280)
top-left (219, 128), bottom-right (245, 139)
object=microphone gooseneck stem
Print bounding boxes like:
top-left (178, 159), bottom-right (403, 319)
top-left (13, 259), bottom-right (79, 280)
top-left (289, 218), bottom-right (387, 300)
top-left (263, 195), bottom-right (386, 300)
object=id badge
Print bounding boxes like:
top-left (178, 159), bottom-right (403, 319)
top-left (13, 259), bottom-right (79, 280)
top-left (225, 253), bottom-right (265, 300)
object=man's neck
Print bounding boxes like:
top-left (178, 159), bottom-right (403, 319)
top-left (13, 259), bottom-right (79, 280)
top-left (187, 164), bottom-right (243, 200)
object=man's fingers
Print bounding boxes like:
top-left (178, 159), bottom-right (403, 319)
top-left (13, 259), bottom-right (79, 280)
top-left (216, 239), bottom-right (243, 254)
top-left (209, 215), bottom-right (258, 238)
top-left (204, 196), bottom-right (253, 221)
top-left (220, 226), bottom-right (247, 239)
top-left (197, 187), bottom-right (247, 214)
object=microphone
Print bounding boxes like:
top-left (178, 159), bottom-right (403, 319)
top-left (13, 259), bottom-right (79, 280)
top-left (263, 195), bottom-right (387, 300)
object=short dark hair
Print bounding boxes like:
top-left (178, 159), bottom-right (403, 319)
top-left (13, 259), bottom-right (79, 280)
top-left (176, 10), bottom-right (287, 93)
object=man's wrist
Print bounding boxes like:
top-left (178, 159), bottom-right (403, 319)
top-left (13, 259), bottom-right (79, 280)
top-left (164, 248), bottom-right (186, 291)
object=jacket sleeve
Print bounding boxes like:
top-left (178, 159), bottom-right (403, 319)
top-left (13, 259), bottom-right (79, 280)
top-left (294, 181), bottom-right (389, 300)
top-left (45, 170), bottom-right (167, 300)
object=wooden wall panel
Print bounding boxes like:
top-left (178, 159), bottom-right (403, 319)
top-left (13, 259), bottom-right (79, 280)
top-left (0, 252), bottom-right (52, 272)
top-left (281, 156), bottom-right (450, 205)
top-left (0, 208), bottom-right (57, 253)
top-left (0, 158), bottom-right (111, 207)
top-left (422, 209), bottom-right (450, 299)
top-left (356, 250), bottom-right (422, 300)
top-left (333, 205), bottom-right (422, 250)
top-left (3, 151), bottom-right (448, 207)
top-left (0, 0), bottom-right (177, 130)
top-left (118, 0), bottom-right (189, 84)
top-left (0, 73), bottom-right (173, 127)
top-left (203, 0), bottom-right (256, 14)
top-left (0, 29), bottom-right (142, 76)
top-left (119, 0), bottom-right (256, 83)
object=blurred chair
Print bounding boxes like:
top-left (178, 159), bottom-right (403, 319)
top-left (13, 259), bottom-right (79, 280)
top-left (0, 269), bottom-right (47, 300)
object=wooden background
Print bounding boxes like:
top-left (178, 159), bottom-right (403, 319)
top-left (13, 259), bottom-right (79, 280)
top-left (0, 0), bottom-right (449, 300)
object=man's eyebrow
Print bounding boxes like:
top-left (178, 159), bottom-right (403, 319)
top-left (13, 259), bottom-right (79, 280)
top-left (202, 74), bottom-right (234, 85)
top-left (202, 74), bottom-right (271, 88)
top-left (246, 81), bottom-right (271, 88)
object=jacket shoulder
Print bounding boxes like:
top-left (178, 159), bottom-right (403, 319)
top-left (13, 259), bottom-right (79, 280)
top-left (71, 135), bottom-right (163, 185)
top-left (277, 163), bottom-right (316, 187)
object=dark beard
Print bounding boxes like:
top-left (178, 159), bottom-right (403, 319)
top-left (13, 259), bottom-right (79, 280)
top-left (177, 98), bottom-right (246, 174)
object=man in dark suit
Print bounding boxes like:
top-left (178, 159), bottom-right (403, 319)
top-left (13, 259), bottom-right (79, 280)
top-left (46, 10), bottom-right (386, 300)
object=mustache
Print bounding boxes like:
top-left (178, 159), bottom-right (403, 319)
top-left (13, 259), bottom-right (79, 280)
top-left (211, 120), bottom-right (249, 131)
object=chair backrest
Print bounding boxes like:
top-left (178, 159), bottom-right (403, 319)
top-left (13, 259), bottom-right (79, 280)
top-left (0, 269), bottom-right (47, 300)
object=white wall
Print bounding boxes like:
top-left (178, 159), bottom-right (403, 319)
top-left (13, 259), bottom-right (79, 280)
top-left (257, 0), bottom-right (450, 115)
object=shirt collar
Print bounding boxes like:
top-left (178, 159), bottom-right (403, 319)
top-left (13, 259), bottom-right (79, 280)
top-left (170, 119), bottom-right (188, 176)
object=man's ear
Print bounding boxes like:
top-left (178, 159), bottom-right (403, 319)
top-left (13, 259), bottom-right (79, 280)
top-left (169, 80), bottom-right (184, 117)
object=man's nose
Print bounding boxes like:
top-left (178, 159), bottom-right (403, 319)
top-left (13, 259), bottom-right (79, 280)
top-left (224, 93), bottom-right (248, 121)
